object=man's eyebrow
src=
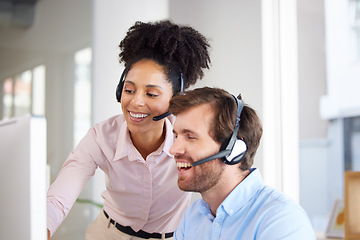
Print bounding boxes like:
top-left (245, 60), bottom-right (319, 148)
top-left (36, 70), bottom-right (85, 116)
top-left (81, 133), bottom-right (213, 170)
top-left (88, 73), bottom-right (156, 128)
top-left (173, 129), bottom-right (197, 135)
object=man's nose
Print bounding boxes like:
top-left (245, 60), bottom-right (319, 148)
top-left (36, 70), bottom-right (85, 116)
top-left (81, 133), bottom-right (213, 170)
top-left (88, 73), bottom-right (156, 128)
top-left (170, 137), bottom-right (184, 156)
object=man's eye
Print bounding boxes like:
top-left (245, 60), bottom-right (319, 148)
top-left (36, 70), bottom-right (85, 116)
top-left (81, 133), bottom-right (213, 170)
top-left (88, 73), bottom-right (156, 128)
top-left (187, 135), bottom-right (196, 140)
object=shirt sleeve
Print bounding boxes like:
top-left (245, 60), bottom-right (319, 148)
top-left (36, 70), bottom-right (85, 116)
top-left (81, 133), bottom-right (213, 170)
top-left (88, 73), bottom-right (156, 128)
top-left (47, 128), bottom-right (102, 235)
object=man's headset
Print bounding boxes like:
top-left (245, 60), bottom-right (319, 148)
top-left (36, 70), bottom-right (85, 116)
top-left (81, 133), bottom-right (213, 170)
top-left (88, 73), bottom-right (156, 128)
top-left (116, 67), bottom-right (184, 121)
top-left (192, 95), bottom-right (247, 166)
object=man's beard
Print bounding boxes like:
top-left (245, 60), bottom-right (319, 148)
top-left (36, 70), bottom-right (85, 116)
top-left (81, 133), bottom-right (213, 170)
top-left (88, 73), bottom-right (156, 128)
top-left (178, 158), bottom-right (224, 193)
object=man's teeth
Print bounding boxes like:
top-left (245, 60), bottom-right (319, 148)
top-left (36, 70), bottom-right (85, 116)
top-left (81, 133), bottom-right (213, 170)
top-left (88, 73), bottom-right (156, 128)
top-left (176, 162), bottom-right (192, 168)
top-left (130, 112), bottom-right (149, 118)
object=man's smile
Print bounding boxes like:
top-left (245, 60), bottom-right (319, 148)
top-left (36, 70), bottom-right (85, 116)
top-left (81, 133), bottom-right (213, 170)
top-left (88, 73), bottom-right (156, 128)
top-left (176, 161), bottom-right (192, 171)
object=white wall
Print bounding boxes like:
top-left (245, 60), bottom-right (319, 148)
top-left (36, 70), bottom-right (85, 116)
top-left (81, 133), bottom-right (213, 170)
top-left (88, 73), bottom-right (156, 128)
top-left (297, 0), bottom-right (328, 139)
top-left (299, 139), bottom-right (330, 231)
top-left (321, 0), bottom-right (360, 119)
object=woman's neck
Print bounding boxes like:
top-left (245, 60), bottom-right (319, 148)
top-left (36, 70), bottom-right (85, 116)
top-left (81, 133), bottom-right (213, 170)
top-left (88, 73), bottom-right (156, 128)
top-left (130, 122), bottom-right (166, 160)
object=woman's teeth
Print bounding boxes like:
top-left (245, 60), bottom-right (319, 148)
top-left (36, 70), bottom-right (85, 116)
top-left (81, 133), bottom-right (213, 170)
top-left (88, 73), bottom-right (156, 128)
top-left (130, 112), bottom-right (149, 119)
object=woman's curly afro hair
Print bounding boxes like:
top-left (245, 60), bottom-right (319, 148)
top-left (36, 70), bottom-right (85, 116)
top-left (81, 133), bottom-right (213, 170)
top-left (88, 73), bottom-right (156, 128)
top-left (119, 20), bottom-right (211, 92)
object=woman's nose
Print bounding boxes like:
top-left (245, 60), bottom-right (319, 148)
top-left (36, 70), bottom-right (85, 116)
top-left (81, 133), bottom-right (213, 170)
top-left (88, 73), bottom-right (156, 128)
top-left (132, 92), bottom-right (145, 106)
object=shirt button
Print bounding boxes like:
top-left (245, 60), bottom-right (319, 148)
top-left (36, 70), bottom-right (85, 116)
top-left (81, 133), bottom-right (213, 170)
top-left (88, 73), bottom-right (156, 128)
top-left (215, 222), bottom-right (220, 227)
top-left (229, 209), bottom-right (234, 214)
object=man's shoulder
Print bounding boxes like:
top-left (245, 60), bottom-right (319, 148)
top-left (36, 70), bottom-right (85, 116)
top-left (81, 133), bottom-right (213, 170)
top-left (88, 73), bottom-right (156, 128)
top-left (234, 186), bottom-right (315, 239)
top-left (252, 185), bottom-right (312, 229)
top-left (256, 185), bottom-right (304, 213)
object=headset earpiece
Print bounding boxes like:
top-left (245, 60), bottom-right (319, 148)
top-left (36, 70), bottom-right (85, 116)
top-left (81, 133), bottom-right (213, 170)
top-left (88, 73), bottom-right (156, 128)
top-left (221, 96), bottom-right (247, 165)
top-left (223, 138), bottom-right (247, 165)
top-left (192, 95), bottom-right (247, 167)
top-left (116, 68), bottom-right (129, 103)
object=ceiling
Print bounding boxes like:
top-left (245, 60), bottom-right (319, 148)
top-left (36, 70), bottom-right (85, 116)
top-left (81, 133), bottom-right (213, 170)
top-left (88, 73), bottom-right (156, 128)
top-left (0, 0), bottom-right (38, 28)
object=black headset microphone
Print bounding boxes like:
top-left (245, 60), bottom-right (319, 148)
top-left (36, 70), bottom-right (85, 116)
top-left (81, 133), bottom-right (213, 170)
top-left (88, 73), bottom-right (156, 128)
top-left (116, 68), bottom-right (184, 121)
top-left (191, 96), bottom-right (247, 167)
top-left (152, 112), bottom-right (171, 121)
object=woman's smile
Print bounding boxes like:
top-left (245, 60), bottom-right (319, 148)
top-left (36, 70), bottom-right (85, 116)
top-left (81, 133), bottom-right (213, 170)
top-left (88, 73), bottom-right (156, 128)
top-left (129, 111), bottom-right (150, 122)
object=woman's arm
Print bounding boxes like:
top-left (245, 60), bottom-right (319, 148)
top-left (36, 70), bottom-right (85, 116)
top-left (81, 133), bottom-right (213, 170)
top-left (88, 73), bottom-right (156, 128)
top-left (47, 128), bottom-right (101, 234)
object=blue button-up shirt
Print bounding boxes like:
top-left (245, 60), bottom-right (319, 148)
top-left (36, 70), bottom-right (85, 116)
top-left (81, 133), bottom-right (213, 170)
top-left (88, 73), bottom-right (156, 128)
top-left (174, 168), bottom-right (316, 240)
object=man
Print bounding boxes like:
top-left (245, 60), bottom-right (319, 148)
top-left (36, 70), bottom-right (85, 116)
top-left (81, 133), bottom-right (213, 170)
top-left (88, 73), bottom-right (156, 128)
top-left (169, 87), bottom-right (316, 240)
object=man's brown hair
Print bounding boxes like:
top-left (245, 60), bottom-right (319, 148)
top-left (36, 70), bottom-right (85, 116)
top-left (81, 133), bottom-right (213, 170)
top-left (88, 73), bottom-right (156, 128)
top-left (169, 87), bottom-right (262, 170)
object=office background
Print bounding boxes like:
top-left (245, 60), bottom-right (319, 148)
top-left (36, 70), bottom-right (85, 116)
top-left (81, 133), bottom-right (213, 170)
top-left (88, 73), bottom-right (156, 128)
top-left (0, 0), bottom-right (359, 239)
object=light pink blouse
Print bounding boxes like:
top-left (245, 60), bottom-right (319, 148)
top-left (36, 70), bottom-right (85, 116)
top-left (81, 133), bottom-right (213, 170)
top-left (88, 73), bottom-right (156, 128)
top-left (47, 115), bottom-right (191, 235)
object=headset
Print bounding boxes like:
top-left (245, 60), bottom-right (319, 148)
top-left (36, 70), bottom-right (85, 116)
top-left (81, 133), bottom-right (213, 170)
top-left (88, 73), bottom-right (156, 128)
top-left (192, 95), bottom-right (247, 166)
top-left (116, 67), bottom-right (184, 121)
top-left (116, 67), bottom-right (129, 103)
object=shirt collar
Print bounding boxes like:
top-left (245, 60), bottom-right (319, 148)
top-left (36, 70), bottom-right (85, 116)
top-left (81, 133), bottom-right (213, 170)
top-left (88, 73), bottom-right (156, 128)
top-left (198, 168), bottom-right (264, 218)
top-left (162, 116), bottom-right (175, 157)
top-left (221, 168), bottom-right (264, 216)
top-left (113, 116), bottom-right (174, 162)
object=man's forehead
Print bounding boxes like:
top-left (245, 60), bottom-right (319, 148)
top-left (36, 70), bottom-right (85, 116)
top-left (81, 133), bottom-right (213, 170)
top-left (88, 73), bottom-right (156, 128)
top-left (173, 104), bottom-right (214, 133)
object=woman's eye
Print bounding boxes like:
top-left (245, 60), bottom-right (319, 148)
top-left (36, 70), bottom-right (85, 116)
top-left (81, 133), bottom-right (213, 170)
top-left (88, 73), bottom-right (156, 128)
top-left (147, 92), bottom-right (159, 97)
top-left (124, 89), bottom-right (134, 94)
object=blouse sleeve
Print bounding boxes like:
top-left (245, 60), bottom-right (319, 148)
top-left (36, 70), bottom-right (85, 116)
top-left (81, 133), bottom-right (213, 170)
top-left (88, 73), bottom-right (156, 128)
top-left (47, 127), bottom-right (103, 235)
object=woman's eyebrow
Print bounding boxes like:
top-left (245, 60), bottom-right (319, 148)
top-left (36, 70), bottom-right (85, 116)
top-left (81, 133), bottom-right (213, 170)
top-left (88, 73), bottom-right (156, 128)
top-left (146, 84), bottom-right (163, 89)
top-left (124, 81), bottom-right (163, 89)
top-left (124, 80), bottom-right (135, 86)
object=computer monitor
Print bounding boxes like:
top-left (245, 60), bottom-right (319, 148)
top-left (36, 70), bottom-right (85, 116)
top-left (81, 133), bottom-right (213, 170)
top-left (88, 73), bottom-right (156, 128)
top-left (0, 114), bottom-right (47, 240)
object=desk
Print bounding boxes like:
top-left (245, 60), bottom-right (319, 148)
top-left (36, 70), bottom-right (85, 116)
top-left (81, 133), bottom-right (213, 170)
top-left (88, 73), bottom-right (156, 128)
top-left (316, 232), bottom-right (344, 240)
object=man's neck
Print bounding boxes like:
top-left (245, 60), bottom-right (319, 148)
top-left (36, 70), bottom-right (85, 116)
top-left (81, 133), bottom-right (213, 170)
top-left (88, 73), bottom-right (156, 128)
top-left (201, 168), bottom-right (250, 217)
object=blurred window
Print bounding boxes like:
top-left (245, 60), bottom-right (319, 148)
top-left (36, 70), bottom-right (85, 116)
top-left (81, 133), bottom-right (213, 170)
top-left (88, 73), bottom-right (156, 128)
top-left (1, 65), bottom-right (45, 120)
top-left (73, 48), bottom-right (92, 147)
top-left (351, 0), bottom-right (360, 58)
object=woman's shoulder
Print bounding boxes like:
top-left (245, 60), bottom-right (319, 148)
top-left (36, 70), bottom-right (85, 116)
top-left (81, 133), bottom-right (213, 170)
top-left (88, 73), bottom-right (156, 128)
top-left (95, 114), bottom-right (125, 126)
top-left (93, 114), bottom-right (126, 135)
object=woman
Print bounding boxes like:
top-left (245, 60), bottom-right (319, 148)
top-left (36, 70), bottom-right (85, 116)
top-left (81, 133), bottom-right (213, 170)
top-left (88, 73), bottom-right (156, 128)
top-left (47, 20), bottom-right (211, 240)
